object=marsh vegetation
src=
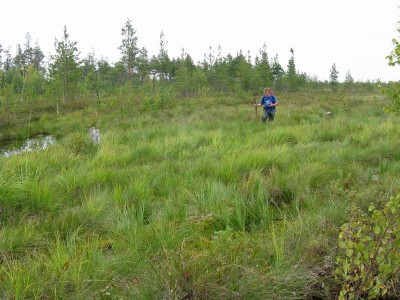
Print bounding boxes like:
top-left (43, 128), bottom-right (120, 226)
top-left (0, 90), bottom-right (399, 299)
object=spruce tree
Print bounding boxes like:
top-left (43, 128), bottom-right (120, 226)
top-left (137, 47), bottom-right (150, 84)
top-left (235, 53), bottom-right (253, 91)
top-left (23, 33), bottom-right (34, 66)
top-left (3, 49), bottom-right (12, 72)
top-left (214, 48), bottom-right (230, 92)
top-left (49, 26), bottom-right (81, 102)
top-left (0, 44), bottom-right (3, 69)
top-left (13, 45), bottom-right (25, 70)
top-left (32, 41), bottom-right (45, 72)
top-left (173, 49), bottom-right (191, 96)
top-left (286, 48), bottom-right (297, 91)
top-left (156, 31), bottom-right (171, 82)
top-left (344, 70), bottom-right (354, 91)
top-left (82, 51), bottom-right (101, 101)
top-left (254, 43), bottom-right (273, 90)
top-left (271, 54), bottom-right (284, 90)
top-left (0, 45), bottom-right (3, 92)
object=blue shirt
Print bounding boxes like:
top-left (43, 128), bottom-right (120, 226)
top-left (260, 95), bottom-right (277, 112)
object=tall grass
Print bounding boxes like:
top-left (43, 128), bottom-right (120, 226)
top-left (0, 91), bottom-right (398, 298)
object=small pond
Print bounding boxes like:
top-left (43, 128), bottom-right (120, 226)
top-left (1, 128), bottom-right (100, 157)
top-left (0, 135), bottom-right (56, 157)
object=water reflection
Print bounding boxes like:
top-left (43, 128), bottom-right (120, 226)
top-left (1, 127), bottom-right (100, 157)
top-left (1, 135), bottom-right (56, 157)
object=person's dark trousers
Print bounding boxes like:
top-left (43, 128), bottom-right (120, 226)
top-left (262, 109), bottom-right (275, 122)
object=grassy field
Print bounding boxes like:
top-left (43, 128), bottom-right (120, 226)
top-left (0, 90), bottom-right (399, 299)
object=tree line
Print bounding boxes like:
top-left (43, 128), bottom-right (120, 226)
top-left (0, 19), bottom-right (382, 105)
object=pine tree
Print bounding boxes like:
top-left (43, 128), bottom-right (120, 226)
top-left (118, 19), bottom-right (139, 80)
top-left (329, 63), bottom-right (339, 91)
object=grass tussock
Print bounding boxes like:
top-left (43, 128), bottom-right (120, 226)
top-left (0, 91), bottom-right (399, 299)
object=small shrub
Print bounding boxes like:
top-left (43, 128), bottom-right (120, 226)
top-left (62, 132), bottom-right (94, 155)
top-left (335, 194), bottom-right (400, 299)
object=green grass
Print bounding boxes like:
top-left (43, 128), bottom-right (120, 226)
top-left (0, 90), bottom-right (398, 299)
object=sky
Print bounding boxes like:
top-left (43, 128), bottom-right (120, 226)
top-left (1, 0), bottom-right (399, 82)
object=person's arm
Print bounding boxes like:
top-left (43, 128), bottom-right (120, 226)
top-left (269, 97), bottom-right (278, 107)
top-left (255, 97), bottom-right (264, 107)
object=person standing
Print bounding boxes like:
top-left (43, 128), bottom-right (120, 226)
top-left (256, 87), bottom-right (278, 122)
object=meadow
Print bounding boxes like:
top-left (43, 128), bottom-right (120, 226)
top-left (0, 90), bottom-right (399, 299)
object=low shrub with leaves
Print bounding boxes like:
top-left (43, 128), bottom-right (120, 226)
top-left (62, 131), bottom-right (95, 155)
top-left (382, 24), bottom-right (400, 112)
top-left (335, 194), bottom-right (400, 299)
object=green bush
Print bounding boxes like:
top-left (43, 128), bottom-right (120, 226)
top-left (62, 131), bottom-right (95, 155)
top-left (335, 194), bottom-right (400, 299)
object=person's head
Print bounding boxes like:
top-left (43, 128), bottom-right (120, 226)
top-left (263, 87), bottom-right (270, 95)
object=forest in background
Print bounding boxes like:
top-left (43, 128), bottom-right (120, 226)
top-left (0, 19), bottom-right (386, 107)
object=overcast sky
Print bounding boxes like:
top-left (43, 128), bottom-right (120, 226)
top-left (1, 0), bottom-right (399, 82)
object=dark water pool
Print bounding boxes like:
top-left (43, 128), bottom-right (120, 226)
top-left (0, 135), bottom-right (56, 157)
